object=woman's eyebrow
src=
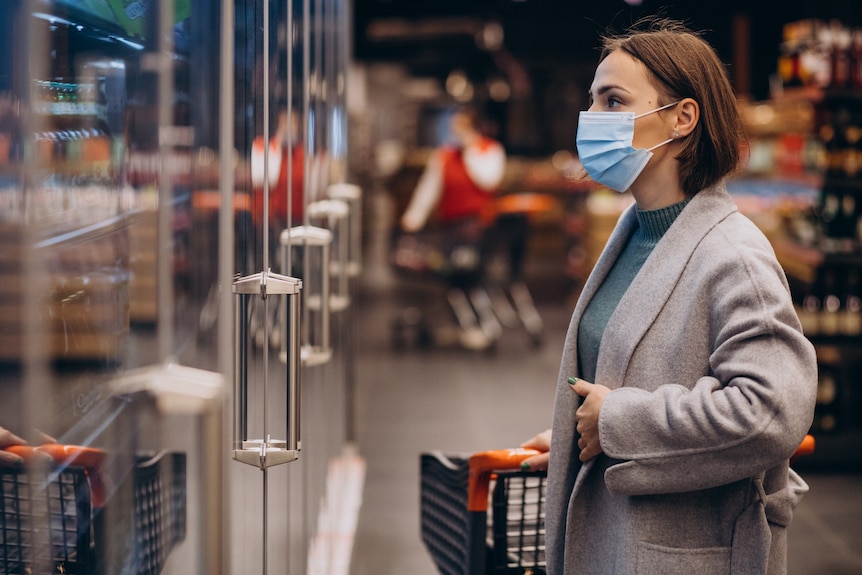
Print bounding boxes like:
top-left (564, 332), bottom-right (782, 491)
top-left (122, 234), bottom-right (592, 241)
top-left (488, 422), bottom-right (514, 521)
top-left (590, 84), bottom-right (630, 98)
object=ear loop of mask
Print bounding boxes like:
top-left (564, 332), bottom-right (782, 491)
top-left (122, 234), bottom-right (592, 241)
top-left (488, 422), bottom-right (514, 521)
top-left (635, 100), bottom-right (681, 152)
top-left (646, 137), bottom-right (674, 151)
top-left (634, 100), bottom-right (681, 119)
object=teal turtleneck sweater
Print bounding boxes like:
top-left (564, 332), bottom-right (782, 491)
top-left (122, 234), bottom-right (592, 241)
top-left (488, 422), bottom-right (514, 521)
top-left (577, 199), bottom-right (690, 383)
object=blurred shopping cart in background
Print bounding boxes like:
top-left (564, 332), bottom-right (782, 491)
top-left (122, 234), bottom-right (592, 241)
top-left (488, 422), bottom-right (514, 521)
top-left (1, 443), bottom-right (185, 575)
top-left (392, 193), bottom-right (556, 352)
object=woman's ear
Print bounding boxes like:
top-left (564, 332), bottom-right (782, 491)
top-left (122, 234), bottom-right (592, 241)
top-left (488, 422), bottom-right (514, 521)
top-left (674, 97), bottom-right (699, 138)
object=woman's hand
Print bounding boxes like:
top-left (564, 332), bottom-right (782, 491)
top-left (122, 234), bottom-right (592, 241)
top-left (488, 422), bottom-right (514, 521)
top-left (0, 426), bottom-right (27, 468)
top-left (520, 429), bottom-right (552, 471)
top-left (0, 427), bottom-right (56, 468)
top-left (570, 378), bottom-right (611, 462)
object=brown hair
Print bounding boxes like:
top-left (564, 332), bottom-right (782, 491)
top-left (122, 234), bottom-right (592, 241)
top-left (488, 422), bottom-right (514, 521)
top-left (600, 18), bottom-right (746, 196)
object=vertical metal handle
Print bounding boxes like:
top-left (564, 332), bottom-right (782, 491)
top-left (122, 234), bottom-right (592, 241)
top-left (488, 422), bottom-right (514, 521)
top-left (281, 225), bottom-right (333, 366)
top-left (232, 271), bottom-right (302, 468)
top-left (307, 199), bottom-right (350, 312)
top-left (327, 183), bottom-right (362, 278)
top-left (285, 285), bottom-right (302, 452)
top-left (234, 285), bottom-right (249, 451)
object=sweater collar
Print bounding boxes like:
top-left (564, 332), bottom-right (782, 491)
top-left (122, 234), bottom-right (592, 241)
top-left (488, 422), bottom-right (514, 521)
top-left (635, 199), bottom-right (691, 244)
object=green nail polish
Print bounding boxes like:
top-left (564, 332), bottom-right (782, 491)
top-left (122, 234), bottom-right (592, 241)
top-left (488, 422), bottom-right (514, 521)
top-left (520, 461), bottom-right (530, 471)
top-left (568, 377), bottom-right (579, 385)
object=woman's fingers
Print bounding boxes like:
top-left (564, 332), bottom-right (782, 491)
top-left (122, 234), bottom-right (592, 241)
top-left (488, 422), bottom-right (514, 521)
top-left (520, 451), bottom-right (550, 471)
top-left (520, 429), bottom-right (552, 452)
top-left (568, 377), bottom-right (594, 397)
top-left (0, 427), bottom-right (27, 468)
top-left (520, 429), bottom-right (552, 471)
top-left (0, 451), bottom-right (24, 468)
top-left (0, 426), bottom-right (27, 448)
top-left (571, 381), bottom-right (612, 462)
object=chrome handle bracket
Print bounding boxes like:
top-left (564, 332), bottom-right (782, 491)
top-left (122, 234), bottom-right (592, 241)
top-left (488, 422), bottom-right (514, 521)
top-left (232, 271), bottom-right (302, 469)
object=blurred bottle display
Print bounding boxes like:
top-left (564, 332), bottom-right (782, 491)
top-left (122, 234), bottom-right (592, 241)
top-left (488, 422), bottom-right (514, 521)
top-left (777, 19), bottom-right (862, 92)
top-left (32, 79), bottom-right (112, 165)
top-left (775, 20), bottom-right (862, 445)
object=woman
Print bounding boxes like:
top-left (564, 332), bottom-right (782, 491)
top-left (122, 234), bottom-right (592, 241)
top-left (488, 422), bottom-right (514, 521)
top-left (522, 19), bottom-right (817, 575)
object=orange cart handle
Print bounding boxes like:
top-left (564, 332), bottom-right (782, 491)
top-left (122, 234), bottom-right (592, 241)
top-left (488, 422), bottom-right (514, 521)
top-left (494, 193), bottom-right (557, 217)
top-left (481, 193), bottom-right (558, 226)
top-left (4, 444), bottom-right (108, 507)
top-left (791, 434), bottom-right (815, 464)
top-left (467, 448), bottom-right (541, 512)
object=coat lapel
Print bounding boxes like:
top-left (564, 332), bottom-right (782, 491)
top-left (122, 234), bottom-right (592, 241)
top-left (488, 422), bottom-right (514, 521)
top-left (593, 184), bottom-right (739, 388)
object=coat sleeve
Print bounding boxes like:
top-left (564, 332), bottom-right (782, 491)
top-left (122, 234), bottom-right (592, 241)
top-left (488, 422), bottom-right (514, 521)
top-left (598, 227), bottom-right (818, 496)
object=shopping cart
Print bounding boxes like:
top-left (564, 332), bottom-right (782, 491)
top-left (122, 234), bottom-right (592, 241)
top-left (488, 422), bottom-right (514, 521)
top-left (1, 443), bottom-right (186, 575)
top-left (420, 435), bottom-right (816, 575)
top-left (420, 447), bottom-right (546, 575)
top-left (392, 193), bottom-right (555, 351)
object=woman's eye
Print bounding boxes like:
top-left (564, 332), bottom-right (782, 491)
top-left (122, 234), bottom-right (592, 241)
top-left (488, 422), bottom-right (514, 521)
top-left (607, 96), bottom-right (623, 108)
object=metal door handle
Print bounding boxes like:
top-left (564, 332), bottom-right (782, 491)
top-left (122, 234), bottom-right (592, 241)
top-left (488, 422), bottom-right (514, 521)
top-left (327, 183), bottom-right (362, 278)
top-left (307, 199), bottom-right (350, 311)
top-left (232, 271), bottom-right (302, 468)
top-left (281, 225), bottom-right (333, 366)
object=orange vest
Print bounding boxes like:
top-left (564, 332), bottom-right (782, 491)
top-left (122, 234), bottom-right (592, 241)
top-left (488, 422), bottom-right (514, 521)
top-left (437, 138), bottom-right (498, 223)
top-left (252, 137), bottom-right (304, 226)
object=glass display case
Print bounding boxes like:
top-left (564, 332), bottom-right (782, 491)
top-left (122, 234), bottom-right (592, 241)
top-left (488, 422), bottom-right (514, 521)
top-left (1, 1), bottom-right (358, 573)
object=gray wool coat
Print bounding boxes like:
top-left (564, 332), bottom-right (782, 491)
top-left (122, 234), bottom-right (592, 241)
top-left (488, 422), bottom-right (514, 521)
top-left (545, 182), bottom-right (818, 575)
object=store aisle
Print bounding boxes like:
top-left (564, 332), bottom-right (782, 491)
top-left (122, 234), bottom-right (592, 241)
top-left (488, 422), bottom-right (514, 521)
top-left (350, 275), bottom-right (565, 575)
top-left (349, 275), bottom-right (862, 575)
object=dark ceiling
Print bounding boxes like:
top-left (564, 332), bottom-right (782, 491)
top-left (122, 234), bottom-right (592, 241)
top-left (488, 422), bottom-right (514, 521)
top-left (353, 0), bottom-right (862, 101)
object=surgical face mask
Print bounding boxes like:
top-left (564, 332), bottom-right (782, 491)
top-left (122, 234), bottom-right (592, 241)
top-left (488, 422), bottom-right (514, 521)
top-left (576, 101), bottom-right (679, 192)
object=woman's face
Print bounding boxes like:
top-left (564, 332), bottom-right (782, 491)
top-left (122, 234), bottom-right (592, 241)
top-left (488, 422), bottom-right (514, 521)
top-left (587, 49), bottom-right (674, 151)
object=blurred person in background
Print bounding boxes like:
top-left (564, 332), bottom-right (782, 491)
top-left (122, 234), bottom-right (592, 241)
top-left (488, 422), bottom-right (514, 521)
top-left (400, 105), bottom-right (506, 234)
top-left (251, 107), bottom-right (305, 240)
top-left (397, 105), bottom-right (507, 349)
top-left (520, 17), bottom-right (817, 575)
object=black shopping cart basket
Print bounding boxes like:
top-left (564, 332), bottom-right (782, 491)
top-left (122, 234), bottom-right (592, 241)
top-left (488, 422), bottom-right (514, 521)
top-left (420, 448), bottom-right (546, 575)
top-left (1, 443), bottom-right (185, 575)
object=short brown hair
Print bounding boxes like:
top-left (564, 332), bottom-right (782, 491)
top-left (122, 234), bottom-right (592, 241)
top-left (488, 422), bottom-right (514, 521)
top-left (600, 18), bottom-right (745, 196)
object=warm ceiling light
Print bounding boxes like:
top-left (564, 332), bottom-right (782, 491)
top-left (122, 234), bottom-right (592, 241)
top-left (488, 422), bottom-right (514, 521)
top-left (488, 79), bottom-right (511, 102)
top-left (477, 22), bottom-right (504, 51)
top-left (446, 70), bottom-right (473, 102)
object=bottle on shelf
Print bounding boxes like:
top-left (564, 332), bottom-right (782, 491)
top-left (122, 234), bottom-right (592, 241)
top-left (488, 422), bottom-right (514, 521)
top-left (813, 367), bottom-right (840, 432)
top-left (841, 268), bottom-right (862, 336)
top-left (829, 23), bottom-right (852, 90)
top-left (818, 188), bottom-right (841, 241)
top-left (778, 22), bottom-right (805, 89)
top-left (798, 292), bottom-right (821, 336)
top-left (851, 30), bottom-right (862, 91)
top-left (843, 124), bottom-right (861, 178)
